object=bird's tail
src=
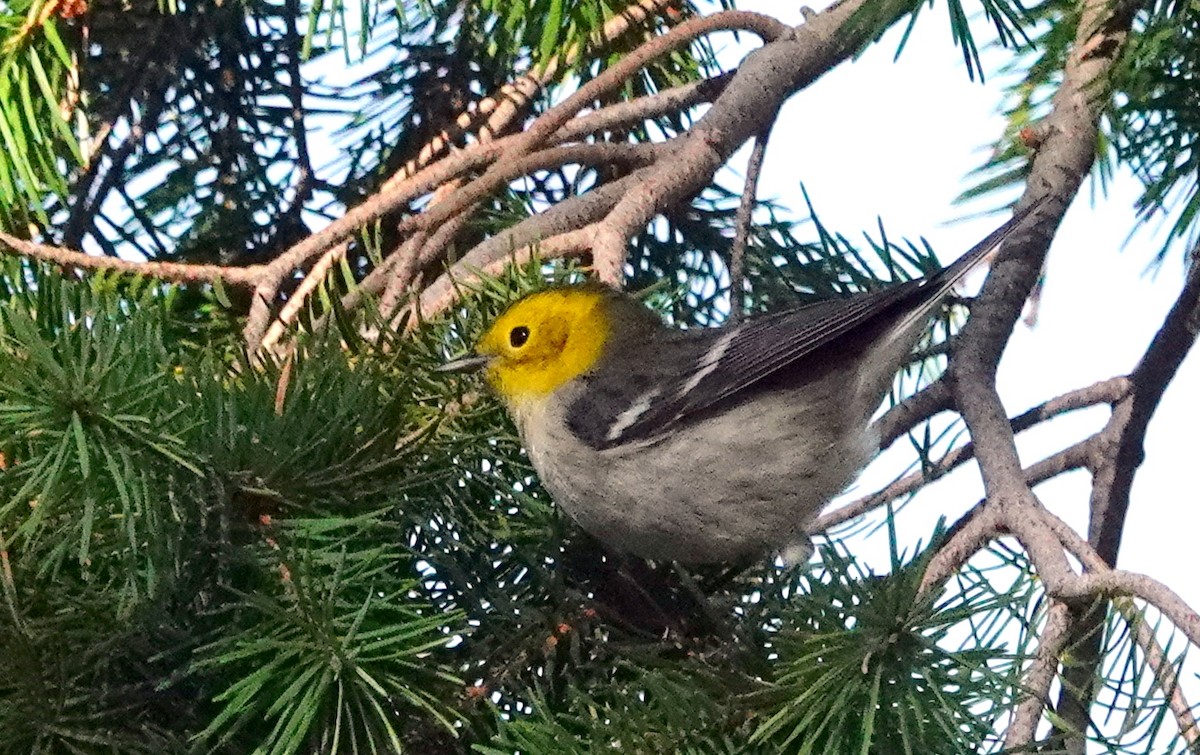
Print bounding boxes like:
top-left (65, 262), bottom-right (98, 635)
top-left (891, 197), bottom-right (1046, 340)
top-left (925, 198), bottom-right (1045, 301)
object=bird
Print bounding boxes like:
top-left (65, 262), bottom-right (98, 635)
top-left (440, 206), bottom-right (1038, 564)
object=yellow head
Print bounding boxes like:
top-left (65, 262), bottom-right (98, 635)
top-left (453, 287), bottom-right (612, 406)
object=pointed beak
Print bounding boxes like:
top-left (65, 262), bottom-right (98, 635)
top-left (436, 352), bottom-right (490, 373)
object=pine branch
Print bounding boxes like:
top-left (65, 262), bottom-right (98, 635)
top-left (0, 231), bottom-right (263, 286)
top-left (729, 127), bottom-right (770, 321)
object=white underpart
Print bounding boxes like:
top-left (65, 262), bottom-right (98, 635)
top-left (606, 387), bottom-right (662, 441)
top-left (676, 329), bottom-right (737, 400)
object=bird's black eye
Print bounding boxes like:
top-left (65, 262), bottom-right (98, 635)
top-left (509, 325), bottom-right (530, 348)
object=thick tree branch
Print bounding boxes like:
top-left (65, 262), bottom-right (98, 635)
top-left (379, 233), bottom-right (439, 321)
top-left (1031, 511), bottom-right (1200, 649)
top-left (917, 439), bottom-right (1091, 594)
top-left (1021, 440), bottom-right (1093, 487)
top-left (7, 5), bottom-right (883, 358)
top-left (949, 0), bottom-right (1138, 494)
top-left (1053, 247), bottom-right (1200, 752)
top-left (964, 504), bottom-right (1200, 752)
top-left (919, 507), bottom-right (1004, 594)
top-left (419, 11), bottom-right (786, 292)
top-left (1089, 247), bottom-right (1200, 563)
top-left (908, 0), bottom-right (1139, 746)
top-left (509, 10), bottom-right (784, 158)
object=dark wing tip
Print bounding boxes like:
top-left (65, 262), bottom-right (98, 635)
top-left (929, 195), bottom-right (1049, 291)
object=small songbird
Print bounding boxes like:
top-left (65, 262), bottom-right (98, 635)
top-left (440, 207), bottom-right (1036, 563)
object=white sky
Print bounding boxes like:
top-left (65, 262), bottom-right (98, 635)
top-left (723, 0), bottom-right (1200, 744)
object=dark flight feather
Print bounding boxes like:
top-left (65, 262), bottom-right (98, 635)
top-left (566, 205), bottom-right (1039, 450)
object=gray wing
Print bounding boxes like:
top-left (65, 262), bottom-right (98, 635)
top-left (564, 285), bottom-right (919, 450)
top-left (564, 204), bottom-right (1038, 450)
